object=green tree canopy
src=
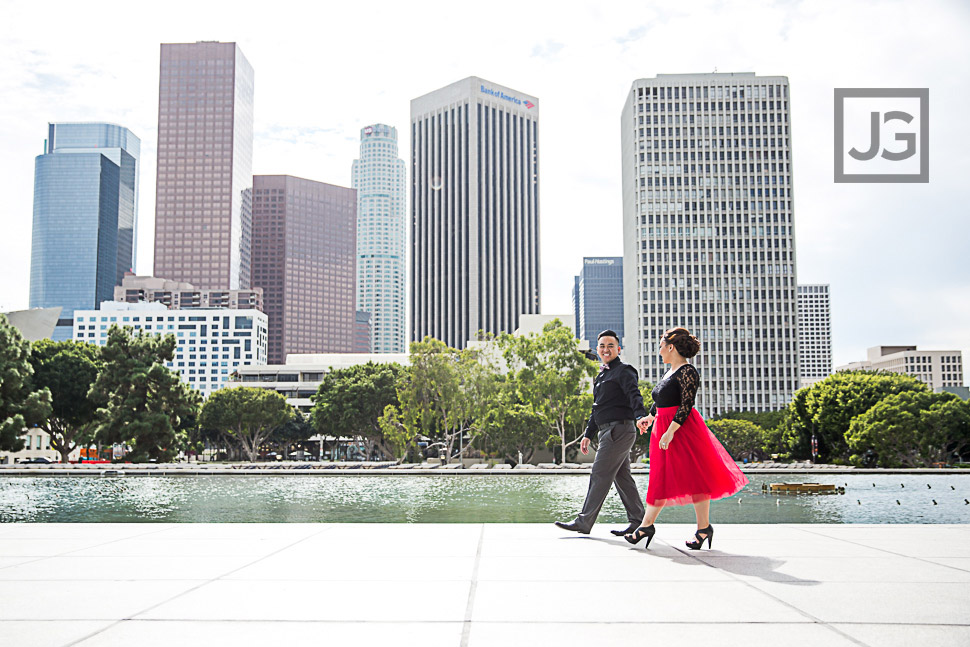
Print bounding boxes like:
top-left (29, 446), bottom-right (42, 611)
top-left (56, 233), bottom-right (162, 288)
top-left (707, 418), bottom-right (766, 462)
top-left (846, 391), bottom-right (970, 467)
top-left (199, 386), bottom-right (292, 462)
top-left (631, 379), bottom-right (655, 461)
top-left (786, 370), bottom-right (927, 461)
top-left (0, 315), bottom-right (52, 452)
top-left (381, 337), bottom-right (500, 463)
top-left (88, 326), bottom-right (200, 462)
top-left (497, 320), bottom-right (596, 464)
top-left (29, 339), bottom-right (102, 463)
top-left (310, 362), bottom-right (405, 460)
top-left (478, 378), bottom-right (546, 465)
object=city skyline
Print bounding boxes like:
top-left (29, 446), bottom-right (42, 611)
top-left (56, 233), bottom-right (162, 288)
top-left (2, 0), bottom-right (968, 379)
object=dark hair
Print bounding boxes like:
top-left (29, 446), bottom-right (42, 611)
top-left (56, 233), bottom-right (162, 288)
top-left (662, 327), bottom-right (701, 358)
top-left (597, 330), bottom-right (620, 344)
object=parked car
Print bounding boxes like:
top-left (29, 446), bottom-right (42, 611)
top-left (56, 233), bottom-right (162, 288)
top-left (19, 457), bottom-right (53, 464)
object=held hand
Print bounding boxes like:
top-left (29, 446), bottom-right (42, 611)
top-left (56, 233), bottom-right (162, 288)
top-left (659, 428), bottom-right (676, 450)
top-left (580, 437), bottom-right (591, 455)
top-left (637, 415), bottom-right (655, 435)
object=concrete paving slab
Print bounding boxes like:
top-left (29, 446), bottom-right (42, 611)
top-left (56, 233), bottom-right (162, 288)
top-left (137, 579), bottom-right (471, 622)
top-left (467, 622), bottom-right (861, 647)
top-left (0, 579), bottom-right (202, 621)
top-left (832, 624), bottom-right (970, 647)
top-left (0, 621), bottom-right (116, 647)
top-left (71, 620), bottom-right (465, 647)
top-left (0, 523), bottom-right (967, 647)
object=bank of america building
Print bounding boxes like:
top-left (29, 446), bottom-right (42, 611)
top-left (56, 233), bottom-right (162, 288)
top-left (410, 76), bottom-right (540, 348)
top-left (622, 73), bottom-right (798, 415)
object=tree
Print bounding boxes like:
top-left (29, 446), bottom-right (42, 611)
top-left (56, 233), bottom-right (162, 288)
top-left (497, 320), bottom-right (596, 464)
top-left (384, 337), bottom-right (499, 464)
top-left (712, 409), bottom-right (786, 431)
top-left (29, 339), bottom-right (102, 463)
top-left (846, 391), bottom-right (970, 467)
top-left (199, 386), bottom-right (292, 462)
top-left (630, 379), bottom-right (655, 462)
top-left (310, 362), bottom-right (405, 460)
top-left (0, 315), bottom-right (52, 452)
top-left (88, 326), bottom-right (200, 462)
top-left (707, 419), bottom-right (766, 462)
top-left (785, 370), bottom-right (927, 461)
top-left (478, 380), bottom-right (546, 465)
top-left (271, 412), bottom-right (316, 452)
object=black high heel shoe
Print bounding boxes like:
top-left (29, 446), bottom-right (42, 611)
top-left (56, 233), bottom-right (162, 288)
top-left (686, 525), bottom-right (713, 550)
top-left (624, 524), bottom-right (655, 548)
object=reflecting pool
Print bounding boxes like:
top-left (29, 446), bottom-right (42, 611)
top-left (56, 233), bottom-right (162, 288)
top-left (1, 474), bottom-right (967, 524)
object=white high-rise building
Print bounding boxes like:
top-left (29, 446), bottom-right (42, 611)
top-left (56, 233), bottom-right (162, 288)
top-left (73, 301), bottom-right (267, 397)
top-left (797, 284), bottom-right (832, 388)
top-left (352, 124), bottom-right (407, 353)
top-left (410, 76), bottom-right (540, 349)
top-left (622, 73), bottom-right (798, 416)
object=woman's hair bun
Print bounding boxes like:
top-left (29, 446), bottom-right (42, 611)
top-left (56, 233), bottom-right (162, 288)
top-left (663, 327), bottom-right (701, 358)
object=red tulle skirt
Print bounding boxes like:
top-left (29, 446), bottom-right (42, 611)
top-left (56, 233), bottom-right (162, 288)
top-left (646, 406), bottom-right (749, 506)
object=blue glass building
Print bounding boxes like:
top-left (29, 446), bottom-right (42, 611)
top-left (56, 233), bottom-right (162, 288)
top-left (29, 123), bottom-right (140, 340)
top-left (574, 257), bottom-right (624, 350)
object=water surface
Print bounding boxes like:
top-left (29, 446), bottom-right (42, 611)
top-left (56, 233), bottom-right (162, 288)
top-left (1, 474), bottom-right (967, 524)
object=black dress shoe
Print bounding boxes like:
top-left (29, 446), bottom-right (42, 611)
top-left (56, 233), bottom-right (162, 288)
top-left (610, 521), bottom-right (641, 536)
top-left (554, 520), bottom-right (590, 534)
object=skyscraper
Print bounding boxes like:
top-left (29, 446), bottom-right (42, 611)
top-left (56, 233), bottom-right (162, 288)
top-left (574, 257), bottom-right (624, 350)
top-left (622, 73), bottom-right (798, 415)
top-left (351, 124), bottom-right (406, 353)
top-left (410, 76), bottom-right (540, 349)
top-left (797, 284), bottom-right (832, 388)
top-left (30, 122), bottom-right (140, 340)
top-left (251, 175), bottom-right (357, 364)
top-left (153, 41), bottom-right (254, 290)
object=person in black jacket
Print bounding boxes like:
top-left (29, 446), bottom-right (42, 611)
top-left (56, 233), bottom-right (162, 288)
top-left (555, 330), bottom-right (649, 535)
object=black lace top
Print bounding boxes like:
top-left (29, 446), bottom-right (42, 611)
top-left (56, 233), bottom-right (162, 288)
top-left (648, 364), bottom-right (700, 425)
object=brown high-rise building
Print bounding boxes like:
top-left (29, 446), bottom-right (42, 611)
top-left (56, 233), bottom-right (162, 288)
top-left (252, 176), bottom-right (357, 364)
top-left (154, 41), bottom-right (254, 290)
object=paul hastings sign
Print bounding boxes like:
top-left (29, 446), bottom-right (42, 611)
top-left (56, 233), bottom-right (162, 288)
top-left (834, 88), bottom-right (929, 183)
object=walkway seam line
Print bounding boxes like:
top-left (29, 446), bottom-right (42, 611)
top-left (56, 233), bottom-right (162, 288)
top-left (460, 524), bottom-right (485, 647)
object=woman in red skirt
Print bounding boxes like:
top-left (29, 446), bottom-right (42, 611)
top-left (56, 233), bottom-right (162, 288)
top-left (624, 327), bottom-right (748, 550)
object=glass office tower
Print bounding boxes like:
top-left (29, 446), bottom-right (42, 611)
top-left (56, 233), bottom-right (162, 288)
top-left (575, 257), bottom-right (624, 350)
top-left (29, 122), bottom-right (140, 340)
top-left (154, 41), bottom-right (254, 290)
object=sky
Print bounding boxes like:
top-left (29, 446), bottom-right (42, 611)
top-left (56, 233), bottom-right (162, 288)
top-left (1, 0), bottom-right (968, 380)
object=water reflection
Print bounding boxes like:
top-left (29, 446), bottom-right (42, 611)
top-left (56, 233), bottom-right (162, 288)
top-left (0, 474), bottom-right (967, 524)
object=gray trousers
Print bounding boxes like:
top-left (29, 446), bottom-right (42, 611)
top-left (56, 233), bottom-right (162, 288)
top-left (574, 420), bottom-right (644, 532)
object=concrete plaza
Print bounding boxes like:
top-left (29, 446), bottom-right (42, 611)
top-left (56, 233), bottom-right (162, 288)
top-left (0, 523), bottom-right (968, 646)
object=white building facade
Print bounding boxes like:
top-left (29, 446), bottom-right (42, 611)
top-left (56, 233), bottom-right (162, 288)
top-left (622, 73), bottom-right (798, 416)
top-left (73, 301), bottom-right (267, 396)
top-left (235, 353), bottom-right (409, 412)
top-left (797, 284), bottom-right (832, 388)
top-left (352, 124), bottom-right (407, 353)
top-left (836, 346), bottom-right (964, 391)
top-left (410, 76), bottom-right (541, 349)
